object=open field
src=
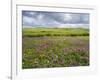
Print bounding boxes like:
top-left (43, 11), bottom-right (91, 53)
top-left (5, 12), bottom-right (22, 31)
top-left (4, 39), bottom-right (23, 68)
top-left (22, 28), bottom-right (89, 69)
top-left (22, 28), bottom-right (89, 37)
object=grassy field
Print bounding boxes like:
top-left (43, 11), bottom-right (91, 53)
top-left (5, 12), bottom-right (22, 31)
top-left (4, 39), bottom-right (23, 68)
top-left (22, 28), bottom-right (89, 37)
top-left (22, 28), bottom-right (89, 69)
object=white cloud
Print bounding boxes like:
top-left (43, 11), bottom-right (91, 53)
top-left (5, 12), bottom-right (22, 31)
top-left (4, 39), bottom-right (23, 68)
top-left (23, 16), bottom-right (33, 24)
top-left (63, 14), bottom-right (72, 21)
top-left (23, 16), bottom-right (38, 26)
top-left (37, 14), bottom-right (44, 20)
top-left (28, 12), bottom-right (36, 16)
top-left (83, 15), bottom-right (89, 22)
top-left (36, 14), bottom-right (45, 25)
top-left (55, 23), bottom-right (89, 28)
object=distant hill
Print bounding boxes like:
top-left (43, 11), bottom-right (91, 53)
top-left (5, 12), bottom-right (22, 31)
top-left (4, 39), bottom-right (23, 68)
top-left (23, 23), bottom-right (89, 29)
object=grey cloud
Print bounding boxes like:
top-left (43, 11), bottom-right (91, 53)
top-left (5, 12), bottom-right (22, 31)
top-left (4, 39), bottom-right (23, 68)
top-left (22, 11), bottom-right (89, 28)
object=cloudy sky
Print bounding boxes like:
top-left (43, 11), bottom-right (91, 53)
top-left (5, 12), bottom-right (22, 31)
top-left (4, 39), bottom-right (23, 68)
top-left (22, 11), bottom-right (89, 28)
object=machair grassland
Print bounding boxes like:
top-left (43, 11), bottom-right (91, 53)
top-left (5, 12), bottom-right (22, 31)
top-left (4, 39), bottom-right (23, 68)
top-left (22, 28), bottom-right (89, 69)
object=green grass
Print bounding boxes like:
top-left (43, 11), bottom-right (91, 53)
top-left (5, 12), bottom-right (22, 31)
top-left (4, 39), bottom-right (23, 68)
top-left (22, 28), bottom-right (89, 37)
top-left (22, 28), bottom-right (89, 69)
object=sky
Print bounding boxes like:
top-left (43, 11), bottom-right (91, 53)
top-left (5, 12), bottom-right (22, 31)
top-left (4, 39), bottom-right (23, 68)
top-left (22, 11), bottom-right (89, 28)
